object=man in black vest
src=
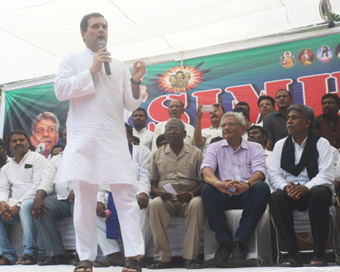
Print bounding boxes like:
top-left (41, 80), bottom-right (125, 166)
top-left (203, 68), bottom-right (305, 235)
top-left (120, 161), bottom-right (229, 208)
top-left (268, 104), bottom-right (334, 267)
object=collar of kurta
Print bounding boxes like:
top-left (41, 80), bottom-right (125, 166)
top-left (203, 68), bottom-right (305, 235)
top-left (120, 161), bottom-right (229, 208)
top-left (220, 138), bottom-right (248, 151)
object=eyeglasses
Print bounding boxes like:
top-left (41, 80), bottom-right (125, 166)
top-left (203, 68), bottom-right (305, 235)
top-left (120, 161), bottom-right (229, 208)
top-left (221, 122), bottom-right (238, 128)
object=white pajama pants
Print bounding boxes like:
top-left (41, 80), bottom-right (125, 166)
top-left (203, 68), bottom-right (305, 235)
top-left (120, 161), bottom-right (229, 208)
top-left (73, 181), bottom-right (144, 261)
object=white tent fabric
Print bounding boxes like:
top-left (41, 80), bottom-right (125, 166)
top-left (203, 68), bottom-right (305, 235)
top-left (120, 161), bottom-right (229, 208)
top-left (0, 0), bottom-right (339, 85)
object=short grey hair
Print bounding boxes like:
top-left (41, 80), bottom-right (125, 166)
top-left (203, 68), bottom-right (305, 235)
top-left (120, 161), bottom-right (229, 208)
top-left (287, 104), bottom-right (315, 132)
top-left (220, 111), bottom-right (246, 127)
top-left (31, 112), bottom-right (60, 135)
top-left (165, 118), bottom-right (185, 131)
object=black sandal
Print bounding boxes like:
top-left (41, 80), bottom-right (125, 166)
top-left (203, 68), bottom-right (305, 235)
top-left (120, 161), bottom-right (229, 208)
top-left (185, 259), bottom-right (202, 269)
top-left (146, 260), bottom-right (171, 269)
top-left (74, 260), bottom-right (93, 272)
top-left (122, 258), bottom-right (142, 272)
top-left (278, 255), bottom-right (303, 267)
top-left (309, 256), bottom-right (328, 267)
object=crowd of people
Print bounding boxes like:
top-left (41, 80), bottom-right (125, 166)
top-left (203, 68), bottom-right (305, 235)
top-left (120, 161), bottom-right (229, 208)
top-left (1, 12), bottom-right (340, 272)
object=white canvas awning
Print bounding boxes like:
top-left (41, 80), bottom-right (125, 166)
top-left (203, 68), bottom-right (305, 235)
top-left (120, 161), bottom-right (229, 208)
top-left (0, 0), bottom-right (339, 85)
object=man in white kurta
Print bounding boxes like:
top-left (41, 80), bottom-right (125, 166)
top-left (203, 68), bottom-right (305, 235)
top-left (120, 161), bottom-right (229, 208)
top-left (54, 12), bottom-right (146, 271)
top-left (151, 99), bottom-right (195, 151)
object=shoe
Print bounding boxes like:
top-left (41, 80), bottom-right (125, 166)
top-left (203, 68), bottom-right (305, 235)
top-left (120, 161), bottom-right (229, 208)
top-left (0, 256), bottom-right (12, 265)
top-left (232, 240), bottom-right (249, 260)
top-left (308, 256), bottom-right (328, 267)
top-left (185, 259), bottom-right (202, 269)
top-left (278, 255), bottom-right (303, 267)
top-left (16, 254), bottom-right (36, 265)
top-left (146, 260), bottom-right (172, 269)
top-left (93, 252), bottom-right (125, 267)
top-left (38, 254), bottom-right (70, 265)
top-left (214, 241), bottom-right (232, 267)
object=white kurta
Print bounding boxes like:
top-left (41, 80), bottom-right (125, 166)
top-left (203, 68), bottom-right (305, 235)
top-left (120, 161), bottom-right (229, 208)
top-left (54, 48), bottom-right (141, 185)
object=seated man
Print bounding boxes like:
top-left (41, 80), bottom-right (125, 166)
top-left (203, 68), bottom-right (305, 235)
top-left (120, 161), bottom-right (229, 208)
top-left (201, 112), bottom-right (269, 267)
top-left (32, 152), bottom-right (124, 266)
top-left (0, 130), bottom-right (47, 265)
top-left (268, 104), bottom-right (334, 267)
top-left (147, 118), bottom-right (204, 269)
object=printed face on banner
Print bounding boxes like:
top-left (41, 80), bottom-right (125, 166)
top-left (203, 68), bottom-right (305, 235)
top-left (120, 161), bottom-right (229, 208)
top-left (30, 118), bottom-right (59, 155)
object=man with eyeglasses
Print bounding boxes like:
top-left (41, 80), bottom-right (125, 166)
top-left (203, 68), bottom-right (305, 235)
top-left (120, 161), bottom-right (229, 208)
top-left (257, 96), bottom-right (275, 127)
top-left (201, 112), bottom-right (269, 267)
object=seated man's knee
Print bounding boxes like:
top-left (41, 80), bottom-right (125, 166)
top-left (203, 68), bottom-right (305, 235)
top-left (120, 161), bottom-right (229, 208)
top-left (252, 181), bottom-right (270, 195)
top-left (19, 199), bottom-right (33, 215)
top-left (309, 186), bottom-right (332, 207)
top-left (201, 183), bottom-right (218, 199)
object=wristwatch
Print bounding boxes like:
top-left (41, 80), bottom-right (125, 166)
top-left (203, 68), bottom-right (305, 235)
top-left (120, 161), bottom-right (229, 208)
top-left (244, 180), bottom-right (251, 189)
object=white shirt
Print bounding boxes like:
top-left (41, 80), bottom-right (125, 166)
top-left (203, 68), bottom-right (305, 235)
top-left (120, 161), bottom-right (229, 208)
top-left (97, 144), bottom-right (151, 202)
top-left (38, 153), bottom-right (72, 200)
top-left (133, 128), bottom-right (153, 150)
top-left (151, 120), bottom-right (194, 151)
top-left (0, 150), bottom-right (47, 206)
top-left (201, 126), bottom-right (222, 154)
top-left (54, 48), bottom-right (142, 185)
top-left (269, 136), bottom-right (334, 191)
top-left (132, 145), bottom-right (152, 196)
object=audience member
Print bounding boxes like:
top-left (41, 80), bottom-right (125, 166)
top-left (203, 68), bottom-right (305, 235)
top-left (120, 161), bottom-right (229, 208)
top-left (0, 130), bottom-right (47, 265)
top-left (151, 99), bottom-right (194, 150)
top-left (314, 93), bottom-right (340, 149)
top-left (263, 89), bottom-right (293, 151)
top-left (133, 136), bottom-right (140, 145)
top-left (232, 107), bottom-right (253, 130)
top-left (51, 144), bottom-right (64, 157)
top-left (125, 123), bottom-right (153, 256)
top-left (201, 112), bottom-right (269, 266)
top-left (0, 138), bottom-right (10, 167)
top-left (235, 101), bottom-right (250, 117)
top-left (30, 112), bottom-right (60, 158)
top-left (194, 103), bottom-right (224, 154)
top-left (147, 118), bottom-right (204, 269)
top-left (155, 134), bottom-right (167, 149)
top-left (132, 108), bottom-right (153, 150)
top-left (268, 104), bottom-right (334, 267)
top-left (210, 136), bottom-right (223, 144)
top-left (257, 96), bottom-right (275, 126)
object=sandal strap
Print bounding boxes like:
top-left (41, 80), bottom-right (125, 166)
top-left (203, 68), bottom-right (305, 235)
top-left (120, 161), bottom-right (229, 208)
top-left (124, 258), bottom-right (142, 272)
top-left (74, 260), bottom-right (93, 272)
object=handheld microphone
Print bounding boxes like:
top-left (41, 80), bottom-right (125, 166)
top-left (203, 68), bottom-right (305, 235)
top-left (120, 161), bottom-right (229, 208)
top-left (98, 40), bottom-right (111, 75)
top-left (35, 142), bottom-right (45, 153)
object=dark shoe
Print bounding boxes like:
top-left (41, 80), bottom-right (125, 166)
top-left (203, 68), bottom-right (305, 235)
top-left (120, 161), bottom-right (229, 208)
top-left (0, 256), bottom-right (12, 265)
top-left (185, 259), bottom-right (202, 269)
top-left (122, 258), bottom-right (142, 272)
top-left (232, 240), bottom-right (249, 260)
top-left (214, 241), bottom-right (232, 267)
top-left (38, 254), bottom-right (70, 265)
top-left (146, 260), bottom-right (171, 269)
top-left (16, 254), bottom-right (36, 265)
top-left (74, 260), bottom-right (93, 272)
top-left (308, 256), bottom-right (328, 267)
top-left (278, 255), bottom-right (303, 267)
top-left (93, 252), bottom-right (125, 267)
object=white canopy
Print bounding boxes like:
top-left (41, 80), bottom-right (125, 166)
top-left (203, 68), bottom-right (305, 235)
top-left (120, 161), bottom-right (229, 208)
top-left (0, 0), bottom-right (339, 85)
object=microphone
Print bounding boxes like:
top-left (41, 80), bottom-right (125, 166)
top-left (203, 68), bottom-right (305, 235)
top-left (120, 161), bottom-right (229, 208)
top-left (98, 40), bottom-right (111, 75)
top-left (35, 142), bottom-right (45, 153)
